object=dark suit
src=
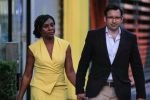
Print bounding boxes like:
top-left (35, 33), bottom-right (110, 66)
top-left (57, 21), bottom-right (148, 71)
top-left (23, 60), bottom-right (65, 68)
top-left (76, 27), bottom-right (146, 100)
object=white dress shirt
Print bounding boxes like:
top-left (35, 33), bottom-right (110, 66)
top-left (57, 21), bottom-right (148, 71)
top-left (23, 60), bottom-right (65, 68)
top-left (105, 27), bottom-right (121, 81)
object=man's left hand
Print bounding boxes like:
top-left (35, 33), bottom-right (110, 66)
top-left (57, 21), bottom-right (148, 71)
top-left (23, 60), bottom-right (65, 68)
top-left (137, 98), bottom-right (145, 100)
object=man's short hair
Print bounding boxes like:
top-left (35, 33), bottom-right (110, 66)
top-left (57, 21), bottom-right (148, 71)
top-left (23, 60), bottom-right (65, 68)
top-left (104, 4), bottom-right (123, 16)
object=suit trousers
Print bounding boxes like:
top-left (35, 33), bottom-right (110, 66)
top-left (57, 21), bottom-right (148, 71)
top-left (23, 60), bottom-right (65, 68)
top-left (89, 86), bottom-right (118, 100)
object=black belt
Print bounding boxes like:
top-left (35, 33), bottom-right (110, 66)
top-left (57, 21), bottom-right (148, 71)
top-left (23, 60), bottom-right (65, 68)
top-left (104, 81), bottom-right (114, 87)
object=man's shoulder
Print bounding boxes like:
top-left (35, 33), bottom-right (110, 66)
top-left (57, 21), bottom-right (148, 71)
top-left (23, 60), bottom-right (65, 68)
top-left (121, 28), bottom-right (136, 39)
top-left (88, 27), bottom-right (105, 37)
top-left (89, 27), bottom-right (105, 33)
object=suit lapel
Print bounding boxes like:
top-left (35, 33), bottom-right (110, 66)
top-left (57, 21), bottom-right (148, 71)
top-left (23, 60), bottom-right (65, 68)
top-left (98, 27), bottom-right (127, 66)
top-left (100, 29), bottom-right (111, 66)
top-left (112, 30), bottom-right (126, 66)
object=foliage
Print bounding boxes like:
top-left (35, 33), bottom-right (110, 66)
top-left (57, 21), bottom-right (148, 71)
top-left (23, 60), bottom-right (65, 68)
top-left (0, 61), bottom-right (17, 100)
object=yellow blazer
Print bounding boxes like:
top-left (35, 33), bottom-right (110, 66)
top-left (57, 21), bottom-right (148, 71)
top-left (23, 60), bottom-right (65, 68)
top-left (29, 36), bottom-right (69, 94)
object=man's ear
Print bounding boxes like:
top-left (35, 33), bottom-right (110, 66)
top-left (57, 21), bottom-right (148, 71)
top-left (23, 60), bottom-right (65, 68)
top-left (104, 17), bottom-right (106, 22)
top-left (121, 16), bottom-right (123, 22)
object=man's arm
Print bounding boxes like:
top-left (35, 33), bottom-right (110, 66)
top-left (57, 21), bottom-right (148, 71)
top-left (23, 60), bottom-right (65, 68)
top-left (76, 31), bottom-right (93, 95)
top-left (129, 35), bottom-right (146, 99)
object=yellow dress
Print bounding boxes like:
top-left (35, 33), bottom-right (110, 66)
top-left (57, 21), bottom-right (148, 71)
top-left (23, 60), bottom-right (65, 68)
top-left (29, 36), bottom-right (69, 100)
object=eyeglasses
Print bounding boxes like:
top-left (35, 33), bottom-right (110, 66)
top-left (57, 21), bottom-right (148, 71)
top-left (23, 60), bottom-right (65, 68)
top-left (106, 16), bottom-right (122, 20)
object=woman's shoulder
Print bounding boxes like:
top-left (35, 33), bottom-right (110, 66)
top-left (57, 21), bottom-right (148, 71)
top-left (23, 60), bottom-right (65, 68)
top-left (55, 36), bottom-right (70, 45)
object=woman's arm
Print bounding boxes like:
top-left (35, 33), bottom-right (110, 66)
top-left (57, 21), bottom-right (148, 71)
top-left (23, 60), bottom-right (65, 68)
top-left (17, 48), bottom-right (34, 100)
top-left (65, 45), bottom-right (76, 86)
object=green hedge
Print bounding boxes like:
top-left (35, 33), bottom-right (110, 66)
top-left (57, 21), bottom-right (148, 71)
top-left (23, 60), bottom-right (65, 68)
top-left (0, 61), bottom-right (17, 100)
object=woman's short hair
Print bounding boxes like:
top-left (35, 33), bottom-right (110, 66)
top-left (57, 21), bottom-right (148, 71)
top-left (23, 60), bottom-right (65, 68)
top-left (33, 14), bottom-right (55, 38)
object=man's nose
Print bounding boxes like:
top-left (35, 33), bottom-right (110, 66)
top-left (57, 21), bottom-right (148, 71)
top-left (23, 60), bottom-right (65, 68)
top-left (112, 18), bottom-right (117, 22)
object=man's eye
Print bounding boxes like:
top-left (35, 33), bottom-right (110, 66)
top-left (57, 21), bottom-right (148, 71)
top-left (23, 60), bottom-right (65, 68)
top-left (106, 16), bottom-right (121, 20)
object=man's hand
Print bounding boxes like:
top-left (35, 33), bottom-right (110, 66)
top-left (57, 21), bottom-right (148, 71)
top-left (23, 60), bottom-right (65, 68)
top-left (77, 93), bottom-right (86, 100)
top-left (137, 98), bottom-right (145, 100)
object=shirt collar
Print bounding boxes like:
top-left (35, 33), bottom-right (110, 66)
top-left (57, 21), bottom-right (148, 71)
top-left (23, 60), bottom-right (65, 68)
top-left (105, 27), bottom-right (121, 40)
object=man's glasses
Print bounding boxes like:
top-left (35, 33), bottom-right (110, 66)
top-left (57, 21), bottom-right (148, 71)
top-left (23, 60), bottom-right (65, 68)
top-left (106, 16), bottom-right (122, 20)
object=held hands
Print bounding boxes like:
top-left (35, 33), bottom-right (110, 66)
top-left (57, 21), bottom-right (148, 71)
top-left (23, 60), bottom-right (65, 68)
top-left (137, 98), bottom-right (145, 100)
top-left (77, 93), bottom-right (86, 100)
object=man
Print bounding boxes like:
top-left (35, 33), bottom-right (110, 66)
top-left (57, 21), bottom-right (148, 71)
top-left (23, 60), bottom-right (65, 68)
top-left (76, 4), bottom-right (146, 100)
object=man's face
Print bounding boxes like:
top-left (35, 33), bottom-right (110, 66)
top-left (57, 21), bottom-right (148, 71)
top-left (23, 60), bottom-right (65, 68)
top-left (104, 9), bottom-right (123, 32)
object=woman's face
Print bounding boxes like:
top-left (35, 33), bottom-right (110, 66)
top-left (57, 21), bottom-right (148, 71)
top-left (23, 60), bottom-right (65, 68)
top-left (41, 18), bottom-right (55, 38)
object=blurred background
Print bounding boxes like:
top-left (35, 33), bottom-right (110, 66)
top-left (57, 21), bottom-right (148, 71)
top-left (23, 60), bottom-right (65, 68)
top-left (0, 0), bottom-right (149, 100)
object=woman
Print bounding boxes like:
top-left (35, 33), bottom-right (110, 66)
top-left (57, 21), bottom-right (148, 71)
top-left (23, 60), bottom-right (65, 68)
top-left (17, 14), bottom-right (76, 100)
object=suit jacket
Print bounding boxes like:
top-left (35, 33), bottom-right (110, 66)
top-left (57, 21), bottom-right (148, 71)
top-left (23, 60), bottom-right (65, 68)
top-left (76, 27), bottom-right (146, 100)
